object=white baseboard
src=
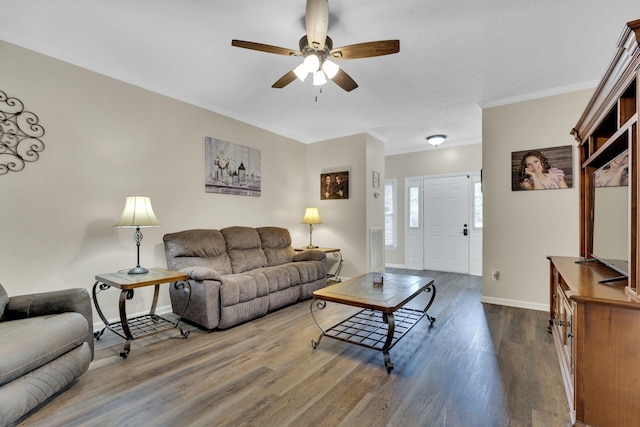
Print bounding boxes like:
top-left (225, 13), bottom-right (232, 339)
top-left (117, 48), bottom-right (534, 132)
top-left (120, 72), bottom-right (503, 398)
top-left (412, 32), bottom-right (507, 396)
top-left (383, 267), bottom-right (545, 311)
top-left (385, 263), bottom-right (406, 269)
top-left (480, 296), bottom-right (549, 312)
top-left (93, 304), bottom-right (173, 332)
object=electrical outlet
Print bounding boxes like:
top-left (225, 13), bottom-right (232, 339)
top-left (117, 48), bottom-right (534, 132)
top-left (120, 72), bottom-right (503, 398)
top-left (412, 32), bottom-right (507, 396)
top-left (492, 270), bottom-right (500, 281)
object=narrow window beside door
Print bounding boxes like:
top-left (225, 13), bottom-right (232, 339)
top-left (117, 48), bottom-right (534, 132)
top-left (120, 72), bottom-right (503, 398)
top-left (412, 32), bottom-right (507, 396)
top-left (384, 179), bottom-right (397, 248)
top-left (473, 181), bottom-right (483, 229)
top-left (409, 186), bottom-right (420, 228)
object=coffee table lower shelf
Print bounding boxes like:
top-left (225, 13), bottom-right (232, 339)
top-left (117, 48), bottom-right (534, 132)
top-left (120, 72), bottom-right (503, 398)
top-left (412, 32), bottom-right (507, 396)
top-left (311, 303), bottom-right (436, 373)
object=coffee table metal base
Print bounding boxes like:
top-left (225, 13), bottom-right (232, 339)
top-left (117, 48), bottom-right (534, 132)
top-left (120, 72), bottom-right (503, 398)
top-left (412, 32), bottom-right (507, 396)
top-left (311, 285), bottom-right (436, 373)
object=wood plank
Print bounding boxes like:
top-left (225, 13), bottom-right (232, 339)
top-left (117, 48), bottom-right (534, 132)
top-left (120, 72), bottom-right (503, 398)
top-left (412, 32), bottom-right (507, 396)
top-left (17, 269), bottom-right (570, 426)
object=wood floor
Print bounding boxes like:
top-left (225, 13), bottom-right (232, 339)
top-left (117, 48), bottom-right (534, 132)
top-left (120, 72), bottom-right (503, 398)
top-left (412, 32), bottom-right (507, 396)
top-left (18, 269), bottom-right (570, 426)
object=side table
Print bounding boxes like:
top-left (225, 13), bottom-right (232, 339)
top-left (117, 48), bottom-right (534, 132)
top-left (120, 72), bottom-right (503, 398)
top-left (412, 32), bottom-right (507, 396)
top-left (93, 268), bottom-right (190, 358)
top-left (295, 247), bottom-right (343, 282)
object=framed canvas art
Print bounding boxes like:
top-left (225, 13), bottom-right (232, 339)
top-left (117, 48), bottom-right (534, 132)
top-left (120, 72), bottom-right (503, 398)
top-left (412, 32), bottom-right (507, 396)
top-left (205, 137), bottom-right (261, 196)
top-left (511, 145), bottom-right (573, 191)
top-left (372, 171), bottom-right (380, 188)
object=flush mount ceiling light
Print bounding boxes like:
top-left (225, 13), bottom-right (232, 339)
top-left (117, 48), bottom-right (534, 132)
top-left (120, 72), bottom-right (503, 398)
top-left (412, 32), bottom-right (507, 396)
top-left (427, 134), bottom-right (446, 147)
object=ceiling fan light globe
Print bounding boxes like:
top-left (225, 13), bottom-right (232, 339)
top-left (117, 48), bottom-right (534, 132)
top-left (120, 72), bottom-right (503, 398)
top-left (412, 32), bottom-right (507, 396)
top-left (313, 70), bottom-right (327, 86)
top-left (304, 54), bottom-right (320, 73)
top-left (322, 59), bottom-right (339, 79)
top-left (294, 63), bottom-right (309, 82)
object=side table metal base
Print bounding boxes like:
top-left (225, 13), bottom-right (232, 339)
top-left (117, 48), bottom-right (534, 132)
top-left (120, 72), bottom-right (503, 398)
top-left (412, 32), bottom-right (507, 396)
top-left (93, 279), bottom-right (191, 358)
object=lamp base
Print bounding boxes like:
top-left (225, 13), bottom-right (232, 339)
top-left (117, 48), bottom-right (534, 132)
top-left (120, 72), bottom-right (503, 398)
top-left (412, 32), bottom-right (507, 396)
top-left (128, 266), bottom-right (149, 275)
top-left (306, 245), bottom-right (319, 249)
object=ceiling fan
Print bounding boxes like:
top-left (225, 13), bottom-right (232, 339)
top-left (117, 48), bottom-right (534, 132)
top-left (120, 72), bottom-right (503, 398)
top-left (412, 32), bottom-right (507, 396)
top-left (231, 0), bottom-right (400, 92)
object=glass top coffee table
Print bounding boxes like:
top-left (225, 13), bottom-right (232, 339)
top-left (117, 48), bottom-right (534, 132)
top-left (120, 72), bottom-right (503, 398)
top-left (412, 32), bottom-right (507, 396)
top-left (310, 272), bottom-right (436, 373)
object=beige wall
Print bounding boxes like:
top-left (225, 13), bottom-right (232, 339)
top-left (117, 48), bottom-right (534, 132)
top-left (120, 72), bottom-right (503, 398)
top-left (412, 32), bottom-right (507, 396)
top-left (481, 89), bottom-right (594, 310)
top-left (0, 40), bottom-right (378, 323)
top-left (366, 134), bottom-right (386, 269)
top-left (384, 144), bottom-right (483, 265)
top-left (305, 133), bottom-right (384, 278)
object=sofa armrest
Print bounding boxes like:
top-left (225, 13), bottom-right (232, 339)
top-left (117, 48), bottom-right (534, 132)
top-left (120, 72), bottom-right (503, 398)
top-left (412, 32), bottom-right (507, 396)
top-left (4, 288), bottom-right (94, 358)
top-left (293, 250), bottom-right (327, 262)
top-left (179, 266), bottom-right (223, 282)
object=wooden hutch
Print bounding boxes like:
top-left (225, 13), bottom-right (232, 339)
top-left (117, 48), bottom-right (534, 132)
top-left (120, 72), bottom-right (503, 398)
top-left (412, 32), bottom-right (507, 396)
top-left (548, 19), bottom-right (640, 427)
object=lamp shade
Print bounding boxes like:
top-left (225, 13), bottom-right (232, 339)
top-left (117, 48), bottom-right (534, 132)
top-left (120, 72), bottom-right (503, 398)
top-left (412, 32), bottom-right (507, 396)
top-left (301, 207), bottom-right (322, 225)
top-left (322, 59), bottom-right (340, 79)
top-left (312, 70), bottom-right (327, 86)
top-left (294, 63), bottom-right (309, 82)
top-left (113, 196), bottom-right (161, 228)
top-left (303, 54), bottom-right (320, 73)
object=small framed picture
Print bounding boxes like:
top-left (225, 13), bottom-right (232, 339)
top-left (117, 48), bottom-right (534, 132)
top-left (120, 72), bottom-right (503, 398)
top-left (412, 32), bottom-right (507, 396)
top-left (372, 171), bottom-right (380, 188)
top-left (320, 171), bottom-right (349, 200)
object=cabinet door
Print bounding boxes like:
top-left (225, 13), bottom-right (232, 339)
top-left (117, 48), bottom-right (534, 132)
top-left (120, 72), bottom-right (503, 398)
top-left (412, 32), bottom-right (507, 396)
top-left (561, 296), bottom-right (574, 379)
top-left (558, 294), bottom-right (568, 363)
top-left (550, 267), bottom-right (560, 330)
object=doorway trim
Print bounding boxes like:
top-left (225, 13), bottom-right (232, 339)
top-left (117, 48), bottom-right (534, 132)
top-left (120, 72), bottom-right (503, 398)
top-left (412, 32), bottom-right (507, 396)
top-left (403, 171), bottom-right (482, 275)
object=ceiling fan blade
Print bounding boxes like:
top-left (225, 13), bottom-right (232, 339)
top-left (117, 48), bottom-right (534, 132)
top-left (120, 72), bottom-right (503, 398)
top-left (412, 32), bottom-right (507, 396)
top-left (272, 70), bottom-right (298, 89)
top-left (331, 68), bottom-right (358, 92)
top-left (330, 40), bottom-right (400, 60)
top-left (232, 40), bottom-right (301, 57)
top-left (306, 0), bottom-right (329, 51)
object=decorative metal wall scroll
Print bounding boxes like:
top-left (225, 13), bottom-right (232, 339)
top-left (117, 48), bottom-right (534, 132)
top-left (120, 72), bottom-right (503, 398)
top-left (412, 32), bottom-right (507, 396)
top-left (0, 90), bottom-right (45, 175)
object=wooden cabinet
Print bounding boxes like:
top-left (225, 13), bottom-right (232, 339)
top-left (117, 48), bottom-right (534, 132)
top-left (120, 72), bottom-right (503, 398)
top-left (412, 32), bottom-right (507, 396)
top-left (572, 19), bottom-right (640, 298)
top-left (549, 257), bottom-right (640, 427)
top-left (549, 19), bottom-right (640, 427)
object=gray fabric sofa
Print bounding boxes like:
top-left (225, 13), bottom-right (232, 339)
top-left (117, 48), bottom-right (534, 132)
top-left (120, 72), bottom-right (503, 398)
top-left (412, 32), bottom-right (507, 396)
top-left (0, 285), bottom-right (93, 426)
top-left (163, 226), bottom-right (327, 330)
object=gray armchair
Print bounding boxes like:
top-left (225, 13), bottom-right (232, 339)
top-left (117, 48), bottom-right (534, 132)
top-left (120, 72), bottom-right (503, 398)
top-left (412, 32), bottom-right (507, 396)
top-left (0, 284), bottom-right (93, 426)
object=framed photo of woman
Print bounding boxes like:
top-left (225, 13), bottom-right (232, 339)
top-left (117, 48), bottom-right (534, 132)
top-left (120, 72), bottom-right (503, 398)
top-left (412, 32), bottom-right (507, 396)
top-left (594, 150), bottom-right (629, 187)
top-left (511, 145), bottom-right (573, 191)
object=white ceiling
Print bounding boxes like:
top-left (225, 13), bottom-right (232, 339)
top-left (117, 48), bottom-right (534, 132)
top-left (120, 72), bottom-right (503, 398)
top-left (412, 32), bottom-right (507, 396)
top-left (1, 1), bottom-right (639, 155)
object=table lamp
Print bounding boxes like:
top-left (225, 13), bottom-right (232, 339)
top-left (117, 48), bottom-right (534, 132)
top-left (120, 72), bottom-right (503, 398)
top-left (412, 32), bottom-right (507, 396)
top-left (114, 196), bottom-right (162, 274)
top-left (301, 207), bottom-right (322, 249)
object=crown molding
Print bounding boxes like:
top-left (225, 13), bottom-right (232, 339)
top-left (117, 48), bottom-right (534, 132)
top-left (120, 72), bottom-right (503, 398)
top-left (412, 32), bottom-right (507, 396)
top-left (479, 80), bottom-right (600, 109)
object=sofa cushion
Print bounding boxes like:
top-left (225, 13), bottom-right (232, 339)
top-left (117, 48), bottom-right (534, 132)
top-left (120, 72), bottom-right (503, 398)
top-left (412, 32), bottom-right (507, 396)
top-left (0, 312), bottom-right (88, 387)
top-left (257, 227), bottom-right (295, 267)
top-left (0, 284), bottom-right (7, 321)
top-left (219, 272), bottom-right (269, 307)
top-left (0, 342), bottom-right (91, 427)
top-left (221, 226), bottom-right (267, 273)
top-left (179, 266), bottom-right (222, 282)
top-left (164, 229), bottom-right (232, 275)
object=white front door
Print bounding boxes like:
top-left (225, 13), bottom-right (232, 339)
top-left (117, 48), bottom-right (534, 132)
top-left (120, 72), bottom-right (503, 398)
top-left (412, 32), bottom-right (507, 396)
top-left (423, 175), bottom-right (470, 273)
